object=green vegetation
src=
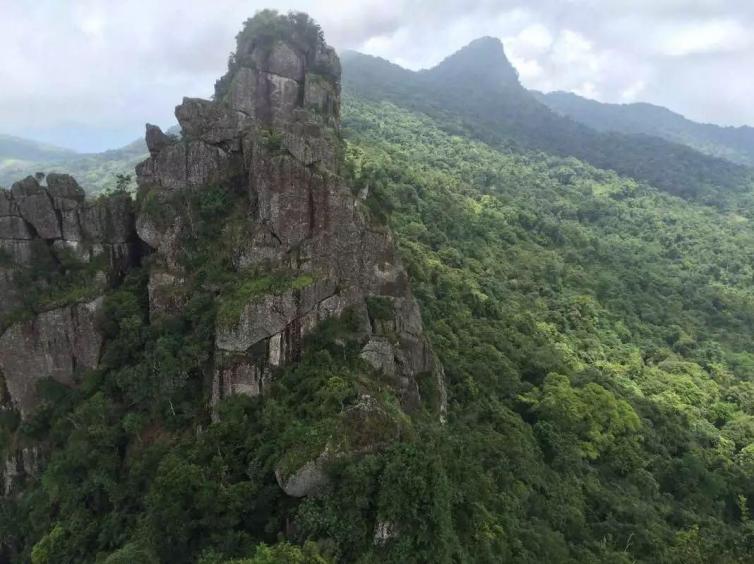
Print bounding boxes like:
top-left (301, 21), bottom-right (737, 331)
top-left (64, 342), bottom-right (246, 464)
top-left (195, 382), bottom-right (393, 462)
top-left (217, 273), bottom-right (316, 327)
top-left (215, 10), bottom-right (324, 100)
top-left (342, 49), bottom-right (754, 200)
top-left (235, 10), bottom-right (324, 53)
top-left (537, 90), bottom-right (754, 167)
top-left (0, 136), bottom-right (146, 194)
top-left (340, 96), bottom-right (754, 561)
top-left (259, 128), bottom-right (285, 153)
top-left (0, 242), bottom-right (107, 330)
top-left (365, 296), bottom-right (394, 322)
top-left (6, 27), bottom-right (754, 563)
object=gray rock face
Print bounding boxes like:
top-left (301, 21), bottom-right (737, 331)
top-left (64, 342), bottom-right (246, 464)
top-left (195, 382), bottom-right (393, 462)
top-left (145, 123), bottom-right (174, 157)
top-left (47, 173), bottom-right (86, 203)
top-left (0, 175), bottom-right (140, 418)
top-left (0, 15), bottom-right (443, 504)
top-left (0, 298), bottom-right (103, 417)
top-left (0, 190), bottom-right (17, 216)
top-left (0, 216), bottom-right (33, 240)
top-left (2, 446), bottom-right (40, 497)
top-left (134, 16), bottom-right (446, 428)
top-left (274, 454), bottom-right (330, 498)
top-left (11, 176), bottom-right (61, 239)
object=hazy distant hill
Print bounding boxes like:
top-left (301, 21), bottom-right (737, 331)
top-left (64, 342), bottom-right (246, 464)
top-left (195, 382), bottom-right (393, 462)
top-left (0, 134), bottom-right (77, 162)
top-left (0, 134), bottom-right (152, 193)
top-left (343, 39), bottom-right (753, 200)
top-left (536, 90), bottom-right (754, 167)
top-left (8, 13), bottom-right (754, 563)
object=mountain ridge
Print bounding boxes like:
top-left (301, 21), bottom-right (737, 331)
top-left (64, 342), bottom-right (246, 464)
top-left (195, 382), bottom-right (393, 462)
top-left (343, 40), bottom-right (753, 200)
top-left (0, 134), bottom-right (77, 163)
top-left (536, 89), bottom-right (754, 166)
top-left (4, 11), bottom-right (754, 563)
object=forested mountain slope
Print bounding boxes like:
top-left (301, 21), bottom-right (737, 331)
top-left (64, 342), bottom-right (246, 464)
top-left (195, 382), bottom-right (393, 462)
top-left (0, 135), bottom-right (75, 162)
top-left (3, 11), bottom-right (754, 564)
top-left (342, 39), bottom-right (754, 201)
top-left (339, 96), bottom-right (754, 562)
top-left (0, 135), bottom-right (149, 194)
top-left (536, 90), bottom-right (754, 167)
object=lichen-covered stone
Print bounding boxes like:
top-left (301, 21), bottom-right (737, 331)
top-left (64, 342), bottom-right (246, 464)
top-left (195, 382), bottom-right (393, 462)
top-left (0, 217), bottom-right (33, 240)
top-left (11, 176), bottom-right (61, 239)
top-left (0, 298), bottom-right (103, 416)
top-left (46, 173), bottom-right (86, 204)
top-left (133, 15), bottom-right (447, 482)
top-left (274, 454), bottom-right (330, 498)
top-left (145, 124), bottom-right (174, 157)
top-left (0, 175), bottom-right (140, 417)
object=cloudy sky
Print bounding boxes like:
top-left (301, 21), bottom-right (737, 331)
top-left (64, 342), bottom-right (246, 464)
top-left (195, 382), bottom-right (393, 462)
top-left (2, 0), bottom-right (752, 152)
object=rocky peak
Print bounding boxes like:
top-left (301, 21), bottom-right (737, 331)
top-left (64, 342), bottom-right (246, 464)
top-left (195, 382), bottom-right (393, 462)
top-left (0, 11), bottom-right (445, 501)
top-left (423, 36), bottom-right (521, 90)
top-left (135, 10), bottom-right (446, 441)
top-left (0, 174), bottom-right (140, 420)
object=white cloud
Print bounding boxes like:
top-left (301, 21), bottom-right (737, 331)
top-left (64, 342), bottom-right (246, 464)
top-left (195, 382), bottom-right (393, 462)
top-left (657, 18), bottom-right (750, 57)
top-left (620, 80), bottom-right (647, 102)
top-left (0, 0), bottom-right (753, 150)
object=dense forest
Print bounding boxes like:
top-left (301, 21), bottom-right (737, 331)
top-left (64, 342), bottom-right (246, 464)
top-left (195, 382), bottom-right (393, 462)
top-left (3, 10), bottom-right (754, 564)
top-left (536, 90), bottom-right (754, 167)
top-left (342, 42), bottom-right (754, 201)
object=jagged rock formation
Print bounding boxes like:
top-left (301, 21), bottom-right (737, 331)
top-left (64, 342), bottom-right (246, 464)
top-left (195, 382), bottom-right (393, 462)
top-left (0, 174), bottom-right (138, 417)
top-left (0, 12), bottom-right (445, 501)
top-left (136, 16), bottom-right (446, 426)
top-left (0, 174), bottom-right (139, 494)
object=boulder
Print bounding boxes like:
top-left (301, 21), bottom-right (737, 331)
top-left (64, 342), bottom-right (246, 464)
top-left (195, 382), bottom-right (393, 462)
top-left (0, 298), bottom-right (104, 417)
top-left (265, 41), bottom-right (305, 81)
top-left (360, 337), bottom-right (397, 377)
top-left (145, 124), bottom-right (174, 157)
top-left (46, 173), bottom-right (85, 203)
top-left (274, 453), bottom-right (330, 498)
top-left (10, 176), bottom-right (61, 239)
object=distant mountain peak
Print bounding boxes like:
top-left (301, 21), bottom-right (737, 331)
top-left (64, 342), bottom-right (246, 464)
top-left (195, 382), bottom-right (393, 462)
top-left (424, 36), bottom-right (520, 88)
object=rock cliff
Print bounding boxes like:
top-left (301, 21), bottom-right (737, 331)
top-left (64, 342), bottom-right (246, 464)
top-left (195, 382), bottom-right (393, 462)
top-left (0, 11), bottom-right (444, 499)
top-left (0, 174), bottom-right (137, 416)
top-left (135, 14), bottom-right (445, 421)
top-left (0, 174), bottom-right (139, 494)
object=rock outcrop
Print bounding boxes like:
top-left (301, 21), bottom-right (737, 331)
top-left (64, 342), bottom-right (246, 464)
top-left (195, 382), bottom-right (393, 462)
top-left (135, 15), bottom-right (446, 425)
top-left (0, 174), bottom-right (141, 496)
top-left (0, 174), bottom-right (139, 416)
top-left (0, 12), bottom-right (445, 502)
